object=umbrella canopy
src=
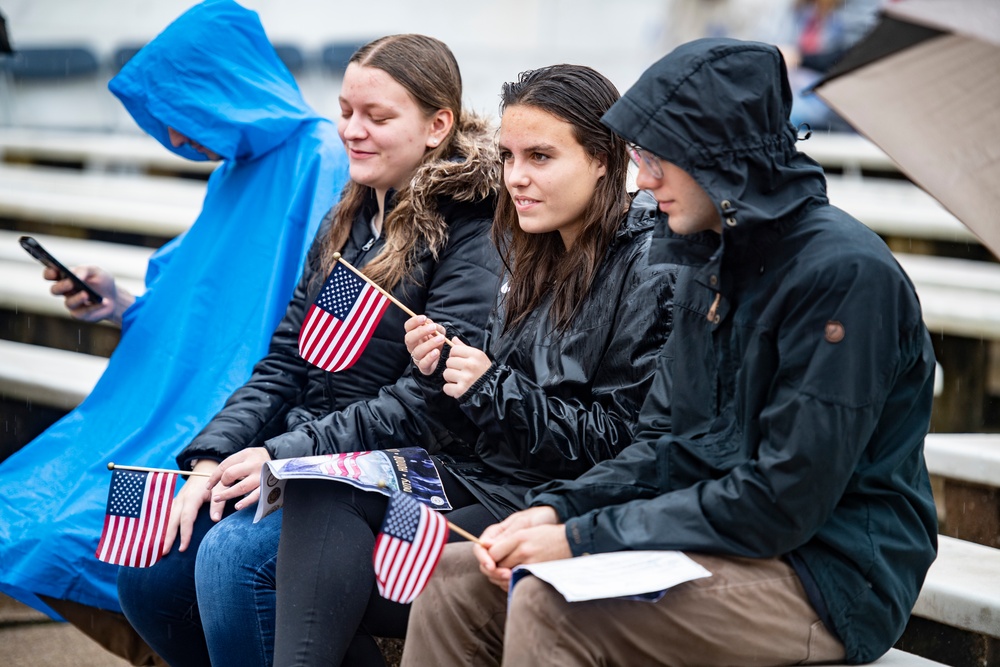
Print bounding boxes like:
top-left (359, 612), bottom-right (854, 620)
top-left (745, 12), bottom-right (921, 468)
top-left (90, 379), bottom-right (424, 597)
top-left (813, 0), bottom-right (1000, 258)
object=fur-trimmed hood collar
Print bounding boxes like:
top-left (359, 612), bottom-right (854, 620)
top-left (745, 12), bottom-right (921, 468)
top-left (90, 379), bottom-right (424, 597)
top-left (385, 111), bottom-right (500, 258)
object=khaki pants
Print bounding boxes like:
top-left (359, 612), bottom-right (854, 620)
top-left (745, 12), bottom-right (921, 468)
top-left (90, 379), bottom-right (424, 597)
top-left (40, 596), bottom-right (167, 667)
top-left (402, 543), bottom-right (845, 667)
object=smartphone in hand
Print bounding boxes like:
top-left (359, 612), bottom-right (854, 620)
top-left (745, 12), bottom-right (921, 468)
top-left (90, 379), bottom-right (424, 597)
top-left (19, 236), bottom-right (105, 304)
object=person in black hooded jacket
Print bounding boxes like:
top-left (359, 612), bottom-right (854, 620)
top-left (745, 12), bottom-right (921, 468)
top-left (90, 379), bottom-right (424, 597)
top-left (269, 64), bottom-right (676, 666)
top-left (402, 39), bottom-right (937, 667)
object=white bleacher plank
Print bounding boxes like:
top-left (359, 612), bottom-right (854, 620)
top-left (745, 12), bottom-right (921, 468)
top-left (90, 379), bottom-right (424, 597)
top-left (924, 433), bottom-right (1000, 488)
top-left (896, 253), bottom-right (1000, 292)
top-left (0, 339), bottom-right (105, 410)
top-left (0, 262), bottom-right (144, 320)
top-left (896, 253), bottom-right (1000, 339)
top-left (0, 163), bottom-right (203, 236)
top-left (912, 535), bottom-right (1000, 639)
top-left (826, 175), bottom-right (976, 244)
top-left (907, 284), bottom-right (1000, 340)
top-left (0, 127), bottom-right (216, 175)
top-left (800, 133), bottom-right (899, 174)
top-left (0, 229), bottom-right (153, 280)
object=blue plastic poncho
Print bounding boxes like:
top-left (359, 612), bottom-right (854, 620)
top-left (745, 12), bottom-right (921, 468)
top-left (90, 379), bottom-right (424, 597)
top-left (0, 0), bottom-right (348, 614)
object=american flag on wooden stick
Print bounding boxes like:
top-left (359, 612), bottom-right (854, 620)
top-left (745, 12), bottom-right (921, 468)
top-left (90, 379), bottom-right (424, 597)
top-left (298, 263), bottom-right (391, 372)
top-left (95, 470), bottom-right (177, 568)
top-left (374, 491), bottom-right (449, 603)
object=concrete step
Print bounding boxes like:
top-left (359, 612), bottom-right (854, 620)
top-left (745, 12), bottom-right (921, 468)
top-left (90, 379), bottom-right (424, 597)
top-left (0, 594), bottom-right (129, 667)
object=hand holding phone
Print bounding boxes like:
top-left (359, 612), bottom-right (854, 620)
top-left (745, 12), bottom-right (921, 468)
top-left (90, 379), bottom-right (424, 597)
top-left (19, 235), bottom-right (106, 304)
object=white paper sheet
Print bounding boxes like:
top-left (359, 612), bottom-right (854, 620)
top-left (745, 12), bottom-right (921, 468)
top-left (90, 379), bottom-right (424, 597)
top-left (512, 551), bottom-right (712, 603)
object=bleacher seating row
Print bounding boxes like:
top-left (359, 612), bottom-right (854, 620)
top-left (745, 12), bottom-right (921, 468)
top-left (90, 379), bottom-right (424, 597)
top-left (0, 163), bottom-right (203, 236)
top-left (0, 126), bottom-right (216, 174)
top-left (1, 129), bottom-right (998, 666)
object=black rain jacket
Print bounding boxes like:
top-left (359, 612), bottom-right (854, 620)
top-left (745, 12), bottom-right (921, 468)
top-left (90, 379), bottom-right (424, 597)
top-left (421, 192), bottom-right (677, 519)
top-left (529, 39), bottom-right (937, 664)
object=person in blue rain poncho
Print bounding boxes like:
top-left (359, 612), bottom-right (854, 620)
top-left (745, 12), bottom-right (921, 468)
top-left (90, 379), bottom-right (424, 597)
top-left (0, 0), bottom-right (348, 662)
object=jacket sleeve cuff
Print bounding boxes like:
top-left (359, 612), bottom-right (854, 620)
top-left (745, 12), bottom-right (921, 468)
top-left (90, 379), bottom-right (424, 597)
top-left (411, 334), bottom-right (452, 396)
top-left (264, 430), bottom-right (317, 460)
top-left (177, 454), bottom-right (220, 471)
top-left (563, 516), bottom-right (596, 557)
top-left (458, 363), bottom-right (500, 406)
top-left (530, 494), bottom-right (597, 556)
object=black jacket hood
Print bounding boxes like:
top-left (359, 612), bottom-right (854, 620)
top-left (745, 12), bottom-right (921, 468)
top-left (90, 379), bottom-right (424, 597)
top-left (602, 38), bottom-right (829, 265)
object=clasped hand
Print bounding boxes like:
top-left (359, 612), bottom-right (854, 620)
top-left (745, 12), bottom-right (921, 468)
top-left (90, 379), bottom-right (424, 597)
top-left (403, 315), bottom-right (492, 397)
top-left (161, 447), bottom-right (272, 555)
top-left (472, 506), bottom-right (572, 591)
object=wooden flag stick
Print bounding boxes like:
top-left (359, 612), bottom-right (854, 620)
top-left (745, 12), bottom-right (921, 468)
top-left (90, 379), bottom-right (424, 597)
top-left (333, 252), bottom-right (454, 347)
top-left (108, 462), bottom-right (211, 477)
top-left (447, 521), bottom-right (483, 546)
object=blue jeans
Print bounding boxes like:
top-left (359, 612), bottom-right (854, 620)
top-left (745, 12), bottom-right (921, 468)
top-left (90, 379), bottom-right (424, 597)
top-left (117, 506), bottom-right (282, 667)
top-left (197, 507), bottom-right (282, 666)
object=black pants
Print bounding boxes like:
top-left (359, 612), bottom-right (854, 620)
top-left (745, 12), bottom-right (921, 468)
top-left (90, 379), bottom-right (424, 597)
top-left (274, 462), bottom-right (495, 667)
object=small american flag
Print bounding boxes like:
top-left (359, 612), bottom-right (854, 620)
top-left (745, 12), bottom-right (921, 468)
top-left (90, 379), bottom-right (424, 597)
top-left (95, 470), bottom-right (177, 568)
top-left (374, 491), bottom-right (448, 603)
top-left (298, 263), bottom-right (390, 372)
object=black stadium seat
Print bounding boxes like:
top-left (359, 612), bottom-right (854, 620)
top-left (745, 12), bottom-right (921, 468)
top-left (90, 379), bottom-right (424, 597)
top-left (109, 44), bottom-right (145, 73)
top-left (1, 45), bottom-right (99, 80)
top-left (321, 41), bottom-right (369, 75)
top-left (272, 44), bottom-right (306, 74)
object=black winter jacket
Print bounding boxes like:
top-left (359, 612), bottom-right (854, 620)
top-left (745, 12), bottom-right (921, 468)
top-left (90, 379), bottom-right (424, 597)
top-left (530, 39), bottom-right (937, 664)
top-left (419, 192), bottom-right (677, 520)
top-left (177, 131), bottom-right (503, 467)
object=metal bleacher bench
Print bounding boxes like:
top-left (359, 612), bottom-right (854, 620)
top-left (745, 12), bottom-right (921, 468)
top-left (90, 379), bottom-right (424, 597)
top-left (0, 163), bottom-right (203, 236)
top-left (895, 253), bottom-right (1000, 340)
top-left (800, 132), bottom-right (901, 175)
top-left (826, 175), bottom-right (975, 245)
top-left (924, 433), bottom-right (1000, 489)
top-left (0, 126), bottom-right (216, 175)
top-left (0, 339), bottom-right (105, 410)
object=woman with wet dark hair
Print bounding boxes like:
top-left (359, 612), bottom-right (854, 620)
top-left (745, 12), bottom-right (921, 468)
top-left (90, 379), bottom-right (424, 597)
top-left (269, 63), bottom-right (677, 666)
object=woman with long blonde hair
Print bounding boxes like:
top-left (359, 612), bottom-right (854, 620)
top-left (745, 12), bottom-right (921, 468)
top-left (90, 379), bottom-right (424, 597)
top-left (117, 34), bottom-right (502, 667)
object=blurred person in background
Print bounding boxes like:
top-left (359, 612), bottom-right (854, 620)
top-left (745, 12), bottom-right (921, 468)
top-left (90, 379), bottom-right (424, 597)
top-left (772, 0), bottom-right (881, 131)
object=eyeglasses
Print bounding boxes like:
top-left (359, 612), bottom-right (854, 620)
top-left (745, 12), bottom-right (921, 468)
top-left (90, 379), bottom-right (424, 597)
top-left (628, 144), bottom-right (663, 180)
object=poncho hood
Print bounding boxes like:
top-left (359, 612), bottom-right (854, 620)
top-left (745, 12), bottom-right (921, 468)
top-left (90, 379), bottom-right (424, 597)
top-left (109, 0), bottom-right (318, 162)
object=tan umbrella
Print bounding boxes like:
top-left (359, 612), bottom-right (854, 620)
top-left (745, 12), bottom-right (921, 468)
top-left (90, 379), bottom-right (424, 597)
top-left (812, 0), bottom-right (1000, 258)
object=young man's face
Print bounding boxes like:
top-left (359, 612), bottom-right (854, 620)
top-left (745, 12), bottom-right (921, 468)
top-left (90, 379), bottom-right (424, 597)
top-left (634, 149), bottom-right (721, 235)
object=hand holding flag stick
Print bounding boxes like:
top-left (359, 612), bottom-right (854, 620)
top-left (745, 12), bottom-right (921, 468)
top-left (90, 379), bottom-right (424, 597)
top-left (332, 253), bottom-right (454, 348)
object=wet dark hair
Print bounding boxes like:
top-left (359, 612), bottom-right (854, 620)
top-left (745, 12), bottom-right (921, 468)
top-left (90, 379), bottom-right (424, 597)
top-left (495, 64), bottom-right (629, 333)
